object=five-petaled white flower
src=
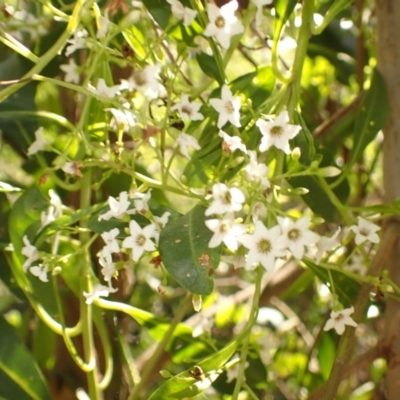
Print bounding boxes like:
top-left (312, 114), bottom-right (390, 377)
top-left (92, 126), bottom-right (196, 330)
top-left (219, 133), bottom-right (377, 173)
top-left (238, 221), bottom-right (286, 272)
top-left (278, 216), bottom-right (320, 260)
top-left (257, 110), bottom-right (301, 154)
top-left (105, 107), bottom-right (136, 131)
top-left (218, 130), bottom-right (246, 153)
top-left (122, 220), bottom-right (156, 262)
top-left (167, 0), bottom-right (198, 26)
top-left (251, 0), bottom-right (273, 27)
top-left (210, 85), bottom-right (241, 128)
top-left (41, 189), bottom-right (63, 227)
top-left (99, 253), bottom-right (116, 282)
top-left (27, 127), bottom-right (46, 156)
top-left (98, 191), bottom-right (133, 221)
top-left (65, 29), bottom-right (88, 56)
top-left (120, 65), bottom-right (163, 99)
top-left (152, 211), bottom-right (171, 242)
top-left (324, 306), bottom-right (358, 335)
top-left (30, 264), bottom-right (49, 282)
top-left (246, 151), bottom-right (270, 188)
top-left (350, 217), bottom-right (380, 245)
top-left (205, 183), bottom-right (245, 216)
top-left (133, 189), bottom-right (152, 215)
top-left (204, 0), bottom-right (244, 49)
top-left (83, 284), bottom-right (118, 305)
top-left (88, 78), bottom-right (120, 99)
top-left (101, 228), bottom-right (120, 254)
top-left (22, 235), bottom-right (40, 272)
top-left (177, 132), bottom-right (201, 159)
top-left (205, 212), bottom-right (246, 250)
top-left (315, 227), bottom-right (341, 263)
top-left (60, 59), bottom-right (80, 84)
top-left (171, 95), bottom-right (204, 121)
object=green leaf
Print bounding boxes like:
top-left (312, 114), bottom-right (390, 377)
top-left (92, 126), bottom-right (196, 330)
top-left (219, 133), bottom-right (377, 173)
top-left (142, 0), bottom-right (171, 30)
top-left (196, 53), bottom-right (224, 85)
top-left (159, 205), bottom-right (221, 295)
top-left (273, 0), bottom-right (298, 45)
top-left (348, 69), bottom-right (388, 169)
top-left (0, 316), bottom-right (52, 400)
top-left (149, 329), bottom-right (247, 399)
top-left (317, 333), bottom-right (336, 381)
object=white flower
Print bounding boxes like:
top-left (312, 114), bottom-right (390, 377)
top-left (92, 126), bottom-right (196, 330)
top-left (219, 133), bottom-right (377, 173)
top-left (177, 133), bottom-right (201, 159)
top-left (346, 254), bottom-right (367, 276)
top-left (98, 191), bottom-right (133, 221)
top-left (30, 264), bottom-right (49, 282)
top-left (119, 65), bottom-right (163, 99)
top-left (60, 59), bottom-right (80, 84)
top-left (324, 306), bottom-right (358, 335)
top-left (205, 183), bottom-right (245, 216)
top-left (204, 1), bottom-right (244, 49)
top-left (315, 227), bottom-right (341, 263)
top-left (152, 211), bottom-right (171, 242)
top-left (122, 220), bottom-right (156, 262)
top-left (171, 95), bottom-right (204, 121)
top-left (257, 110), bottom-right (301, 154)
top-left (27, 127), bottom-right (46, 156)
top-left (251, 201), bottom-right (268, 222)
top-left (238, 222), bottom-right (286, 272)
top-left (105, 107), bottom-right (136, 131)
top-left (226, 357), bottom-right (249, 383)
top-left (133, 189), bottom-right (152, 215)
top-left (83, 284), bottom-right (118, 305)
top-left (278, 216), bottom-right (320, 260)
top-left (65, 29), bottom-right (88, 56)
top-left (101, 228), bottom-right (120, 254)
top-left (97, 10), bottom-right (111, 39)
top-left (246, 151), bottom-right (270, 188)
top-left (88, 78), bottom-right (120, 99)
top-left (99, 253), bottom-right (116, 282)
top-left (22, 235), bottom-right (40, 272)
top-left (167, 0), bottom-right (198, 26)
top-left (192, 317), bottom-right (214, 338)
top-left (220, 254), bottom-right (246, 269)
top-left (62, 161), bottom-right (83, 177)
top-left (41, 190), bottom-right (63, 227)
top-left (218, 130), bottom-right (246, 153)
top-left (205, 212), bottom-right (246, 250)
top-left (209, 85), bottom-right (241, 128)
top-left (350, 217), bottom-right (380, 245)
top-left (252, 0), bottom-right (273, 27)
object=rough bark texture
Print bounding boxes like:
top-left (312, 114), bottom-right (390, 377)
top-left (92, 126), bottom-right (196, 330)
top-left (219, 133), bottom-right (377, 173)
top-left (376, 1), bottom-right (400, 398)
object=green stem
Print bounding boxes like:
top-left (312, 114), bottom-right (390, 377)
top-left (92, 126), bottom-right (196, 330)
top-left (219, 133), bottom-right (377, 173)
top-left (232, 266), bottom-right (263, 399)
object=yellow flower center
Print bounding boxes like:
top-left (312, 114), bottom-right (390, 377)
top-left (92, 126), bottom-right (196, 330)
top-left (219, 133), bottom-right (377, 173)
top-left (215, 16), bottom-right (225, 28)
top-left (257, 238), bottom-right (271, 254)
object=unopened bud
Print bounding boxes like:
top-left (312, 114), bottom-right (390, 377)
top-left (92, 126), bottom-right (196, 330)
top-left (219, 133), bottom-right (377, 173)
top-left (192, 294), bottom-right (202, 312)
top-left (320, 166), bottom-right (341, 177)
top-left (291, 147), bottom-right (301, 161)
top-left (290, 187), bottom-right (309, 195)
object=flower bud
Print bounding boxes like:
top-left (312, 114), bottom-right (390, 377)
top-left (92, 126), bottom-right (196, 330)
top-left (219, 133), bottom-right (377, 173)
top-left (319, 166), bottom-right (341, 177)
top-left (291, 147), bottom-right (301, 161)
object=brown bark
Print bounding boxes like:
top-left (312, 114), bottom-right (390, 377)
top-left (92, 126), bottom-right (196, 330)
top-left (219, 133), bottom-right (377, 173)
top-left (376, 1), bottom-right (400, 398)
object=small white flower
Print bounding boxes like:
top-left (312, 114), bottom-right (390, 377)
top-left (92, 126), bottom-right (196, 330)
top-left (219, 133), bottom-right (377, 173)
top-left (171, 95), bottom-right (204, 121)
top-left (133, 189), bottom-right (152, 215)
top-left (324, 306), bottom-right (358, 335)
top-left (205, 212), bottom-right (246, 250)
top-left (251, 0), bottom-right (273, 27)
top-left (122, 220), bottom-right (156, 262)
top-left (238, 221), bottom-right (286, 272)
top-left (177, 133), bottom-right (201, 159)
top-left (98, 191), bottom-right (133, 221)
top-left (350, 217), bottom-right (380, 245)
top-left (167, 0), bottom-right (198, 26)
top-left (192, 317), bottom-right (214, 338)
top-left (105, 107), bottom-right (136, 131)
top-left (226, 357), bottom-right (249, 383)
top-left (99, 253), bottom-right (116, 282)
top-left (209, 85), bottom-right (241, 128)
top-left (83, 284), bottom-right (118, 305)
top-left (30, 264), bottom-right (49, 282)
top-left (22, 235), bottom-right (40, 272)
top-left (152, 211), bottom-right (171, 242)
top-left (278, 216), bottom-right (320, 260)
top-left (346, 254), bottom-right (367, 276)
top-left (315, 227), bottom-right (341, 263)
top-left (88, 78), bottom-right (120, 99)
top-left (120, 65), bottom-right (163, 99)
top-left (97, 10), bottom-right (111, 39)
top-left (205, 183), bottom-right (245, 216)
top-left (218, 130), bottom-right (246, 153)
top-left (41, 190), bottom-right (63, 227)
top-left (62, 161), bottom-right (83, 177)
top-left (204, 1), bottom-right (244, 49)
top-left (101, 228), bottom-right (120, 254)
top-left (257, 110), bottom-right (301, 154)
top-left (251, 201), bottom-right (268, 222)
top-left (60, 59), bottom-right (80, 84)
top-left (246, 151), bottom-right (270, 188)
top-left (65, 29), bottom-right (88, 56)
top-left (27, 127), bottom-right (46, 156)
